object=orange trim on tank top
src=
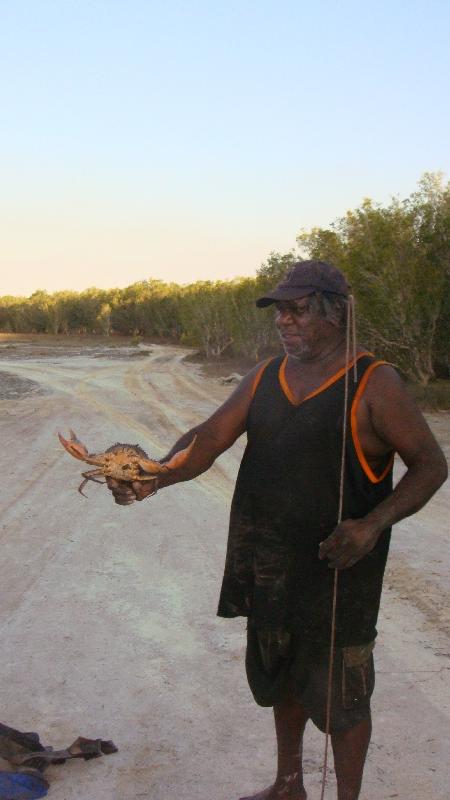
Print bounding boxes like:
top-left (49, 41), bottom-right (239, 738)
top-left (350, 360), bottom-right (395, 484)
top-left (251, 358), bottom-right (274, 399)
top-left (278, 351), bottom-right (373, 406)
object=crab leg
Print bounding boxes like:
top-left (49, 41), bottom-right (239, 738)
top-left (78, 469), bottom-right (105, 497)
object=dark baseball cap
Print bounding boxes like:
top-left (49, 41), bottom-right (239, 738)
top-left (256, 260), bottom-right (349, 308)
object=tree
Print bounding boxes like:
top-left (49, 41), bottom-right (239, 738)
top-left (97, 303), bottom-right (112, 336)
top-left (179, 281), bottom-right (235, 358)
top-left (298, 174), bottom-right (449, 384)
top-left (0, 176), bottom-right (447, 382)
top-left (256, 250), bottom-right (298, 283)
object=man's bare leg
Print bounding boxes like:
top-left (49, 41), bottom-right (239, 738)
top-left (240, 686), bottom-right (309, 800)
top-left (331, 715), bottom-right (371, 800)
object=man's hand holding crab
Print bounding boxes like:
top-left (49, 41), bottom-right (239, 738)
top-left (107, 475), bottom-right (159, 505)
top-left (58, 428), bottom-right (197, 505)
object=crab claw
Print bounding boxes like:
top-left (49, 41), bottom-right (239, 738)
top-left (58, 429), bottom-right (90, 462)
top-left (163, 434), bottom-right (197, 470)
top-left (139, 434), bottom-right (197, 474)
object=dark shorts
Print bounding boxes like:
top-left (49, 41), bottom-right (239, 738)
top-left (245, 624), bottom-right (375, 733)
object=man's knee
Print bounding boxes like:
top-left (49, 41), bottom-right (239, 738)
top-left (331, 713), bottom-right (372, 744)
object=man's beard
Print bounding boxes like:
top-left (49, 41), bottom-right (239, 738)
top-left (279, 335), bottom-right (314, 360)
top-left (279, 332), bottom-right (346, 362)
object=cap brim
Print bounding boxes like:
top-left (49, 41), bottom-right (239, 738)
top-left (256, 286), bottom-right (316, 308)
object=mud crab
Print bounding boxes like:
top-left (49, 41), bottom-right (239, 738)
top-left (58, 429), bottom-right (196, 497)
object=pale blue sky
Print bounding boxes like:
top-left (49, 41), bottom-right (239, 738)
top-left (1, 0), bottom-right (449, 295)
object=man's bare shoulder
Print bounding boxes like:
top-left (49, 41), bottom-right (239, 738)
top-left (362, 361), bottom-right (426, 428)
top-left (364, 361), bottom-right (405, 393)
top-left (363, 362), bottom-right (420, 414)
top-left (362, 362), bottom-right (445, 466)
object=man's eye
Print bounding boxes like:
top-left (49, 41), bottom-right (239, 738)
top-left (275, 304), bottom-right (308, 315)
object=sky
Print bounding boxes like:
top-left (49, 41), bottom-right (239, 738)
top-left (1, 0), bottom-right (449, 297)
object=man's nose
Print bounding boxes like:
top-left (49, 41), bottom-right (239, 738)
top-left (276, 308), bottom-right (294, 325)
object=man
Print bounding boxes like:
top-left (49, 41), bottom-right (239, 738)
top-left (108, 261), bottom-right (447, 800)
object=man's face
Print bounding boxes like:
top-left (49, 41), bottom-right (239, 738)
top-left (274, 297), bottom-right (337, 360)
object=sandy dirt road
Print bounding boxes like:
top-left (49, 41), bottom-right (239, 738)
top-left (0, 339), bottom-right (448, 800)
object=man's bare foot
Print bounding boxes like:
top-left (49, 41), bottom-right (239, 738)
top-left (239, 775), bottom-right (307, 800)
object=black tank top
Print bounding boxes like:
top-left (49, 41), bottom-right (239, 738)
top-left (217, 353), bottom-right (394, 647)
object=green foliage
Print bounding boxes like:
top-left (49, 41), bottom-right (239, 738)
top-left (179, 281), bottom-right (236, 357)
top-left (0, 175), bottom-right (448, 385)
top-left (298, 173), bottom-right (450, 384)
top-left (256, 250), bottom-right (298, 283)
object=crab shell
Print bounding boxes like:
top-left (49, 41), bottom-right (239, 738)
top-left (58, 429), bottom-right (196, 495)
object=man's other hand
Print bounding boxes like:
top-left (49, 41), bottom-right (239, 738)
top-left (318, 519), bottom-right (381, 569)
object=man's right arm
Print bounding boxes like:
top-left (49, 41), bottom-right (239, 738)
top-left (108, 361), bottom-right (266, 505)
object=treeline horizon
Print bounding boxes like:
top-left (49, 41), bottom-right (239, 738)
top-left (1, 173), bottom-right (448, 385)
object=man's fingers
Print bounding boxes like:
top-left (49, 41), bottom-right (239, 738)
top-left (328, 555), bottom-right (360, 570)
top-left (106, 477), bottom-right (130, 491)
top-left (327, 554), bottom-right (352, 569)
top-left (106, 477), bottom-right (136, 505)
top-left (328, 550), bottom-right (358, 569)
top-left (327, 548), bottom-right (353, 569)
top-left (318, 536), bottom-right (334, 557)
top-left (319, 520), bottom-right (377, 567)
top-left (131, 480), bottom-right (158, 501)
top-left (320, 537), bottom-right (355, 563)
top-left (327, 542), bottom-right (370, 569)
top-left (319, 533), bottom-right (340, 558)
top-left (107, 477), bottom-right (157, 504)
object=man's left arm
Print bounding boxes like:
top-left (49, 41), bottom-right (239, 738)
top-left (319, 366), bottom-right (448, 569)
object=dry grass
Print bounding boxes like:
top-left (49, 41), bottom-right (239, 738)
top-left (409, 380), bottom-right (450, 411)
